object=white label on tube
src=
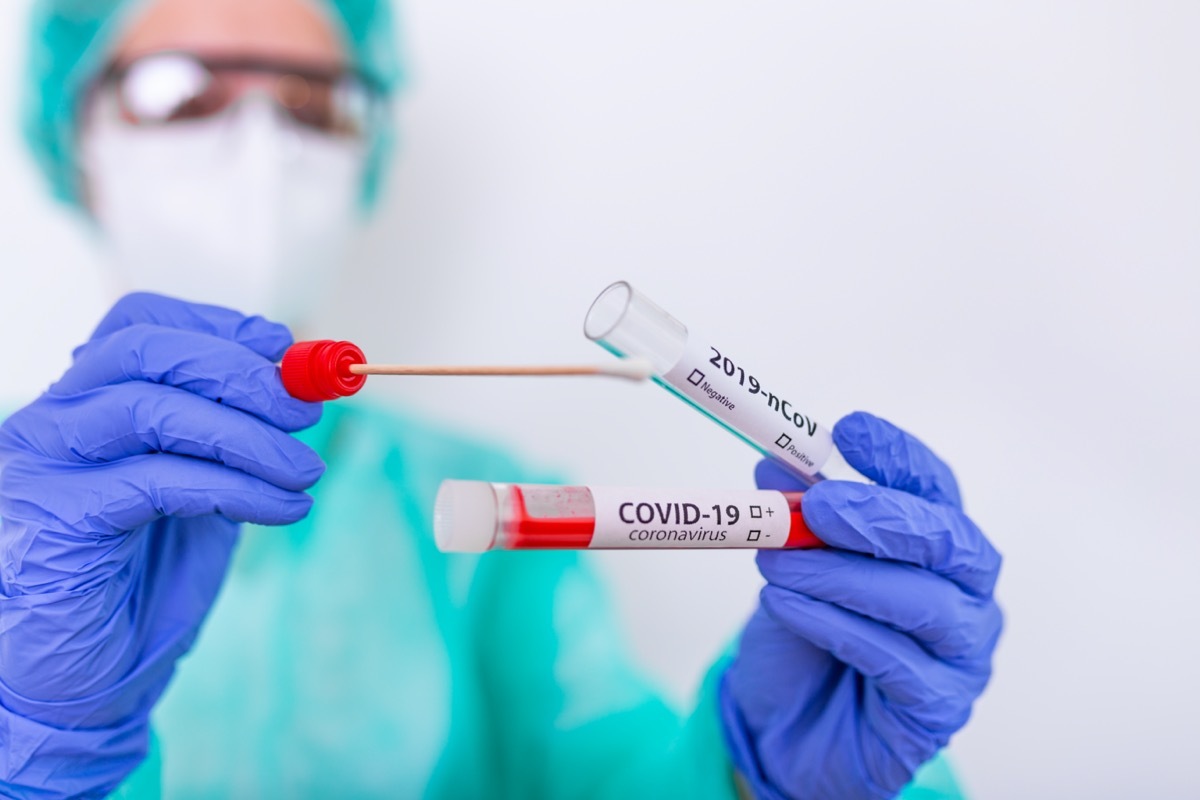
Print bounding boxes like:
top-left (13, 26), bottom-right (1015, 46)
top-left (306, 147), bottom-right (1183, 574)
top-left (588, 487), bottom-right (792, 549)
top-left (660, 337), bottom-right (834, 476)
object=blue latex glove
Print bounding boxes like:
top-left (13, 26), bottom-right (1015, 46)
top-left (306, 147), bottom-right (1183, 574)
top-left (720, 411), bottom-right (1003, 800)
top-left (0, 294), bottom-right (324, 798)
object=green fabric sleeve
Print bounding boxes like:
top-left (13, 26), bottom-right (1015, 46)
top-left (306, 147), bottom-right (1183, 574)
top-left (430, 549), bottom-right (738, 800)
top-left (107, 730), bottom-right (160, 799)
top-left (898, 752), bottom-right (966, 800)
top-left (585, 656), bottom-right (739, 799)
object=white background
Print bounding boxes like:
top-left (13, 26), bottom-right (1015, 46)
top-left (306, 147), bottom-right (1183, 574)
top-left (2, 2), bottom-right (1199, 797)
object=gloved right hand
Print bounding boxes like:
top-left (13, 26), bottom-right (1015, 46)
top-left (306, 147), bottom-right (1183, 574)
top-left (720, 412), bottom-right (1002, 800)
top-left (0, 293), bottom-right (324, 799)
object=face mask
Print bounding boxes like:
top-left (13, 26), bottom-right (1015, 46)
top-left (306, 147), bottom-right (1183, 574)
top-left (80, 94), bottom-right (366, 327)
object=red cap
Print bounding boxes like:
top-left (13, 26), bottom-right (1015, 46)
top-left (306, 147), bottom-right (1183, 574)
top-left (280, 340), bottom-right (367, 402)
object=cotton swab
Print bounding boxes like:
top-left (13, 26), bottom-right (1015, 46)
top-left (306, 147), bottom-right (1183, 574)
top-left (280, 339), bottom-right (652, 402)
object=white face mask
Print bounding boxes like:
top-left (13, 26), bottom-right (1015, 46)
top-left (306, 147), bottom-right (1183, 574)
top-left (81, 94), bottom-right (366, 326)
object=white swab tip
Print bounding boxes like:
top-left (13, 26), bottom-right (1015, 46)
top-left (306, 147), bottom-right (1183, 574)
top-left (598, 357), bottom-right (654, 381)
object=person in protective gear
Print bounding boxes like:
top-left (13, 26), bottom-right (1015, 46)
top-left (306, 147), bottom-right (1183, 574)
top-left (1, 0), bottom-right (1002, 798)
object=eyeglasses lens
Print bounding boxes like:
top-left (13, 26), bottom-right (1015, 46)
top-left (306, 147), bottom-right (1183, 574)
top-left (113, 53), bottom-right (375, 137)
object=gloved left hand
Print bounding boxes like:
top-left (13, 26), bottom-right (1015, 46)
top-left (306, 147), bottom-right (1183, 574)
top-left (720, 411), bottom-right (1003, 800)
top-left (0, 294), bottom-right (323, 798)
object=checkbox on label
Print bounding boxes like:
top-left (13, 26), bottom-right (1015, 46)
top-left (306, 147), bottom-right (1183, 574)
top-left (749, 505), bottom-right (763, 519)
top-left (687, 369), bottom-right (705, 386)
top-left (748, 530), bottom-right (762, 542)
top-left (775, 433), bottom-right (792, 449)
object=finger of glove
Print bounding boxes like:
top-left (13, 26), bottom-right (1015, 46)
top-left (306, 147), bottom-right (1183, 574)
top-left (759, 586), bottom-right (970, 725)
top-left (35, 454), bottom-right (315, 534)
top-left (834, 411), bottom-right (962, 508)
top-left (86, 292), bottom-right (293, 360)
top-left (757, 549), bottom-right (1003, 663)
top-left (802, 481), bottom-right (1001, 598)
top-left (754, 458), bottom-right (812, 492)
top-left (53, 324), bottom-right (319, 432)
top-left (27, 385), bottom-right (325, 492)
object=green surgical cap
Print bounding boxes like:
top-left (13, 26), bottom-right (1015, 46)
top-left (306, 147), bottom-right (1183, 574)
top-left (22, 0), bottom-right (404, 208)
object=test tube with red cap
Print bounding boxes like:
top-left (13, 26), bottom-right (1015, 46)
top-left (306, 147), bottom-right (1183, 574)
top-left (433, 480), bottom-right (823, 552)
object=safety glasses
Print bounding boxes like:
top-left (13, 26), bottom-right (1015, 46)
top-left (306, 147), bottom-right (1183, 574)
top-left (97, 51), bottom-right (383, 138)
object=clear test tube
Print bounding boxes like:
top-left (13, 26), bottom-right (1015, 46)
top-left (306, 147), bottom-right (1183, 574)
top-left (585, 281), bottom-right (836, 483)
top-left (433, 480), bottom-right (822, 552)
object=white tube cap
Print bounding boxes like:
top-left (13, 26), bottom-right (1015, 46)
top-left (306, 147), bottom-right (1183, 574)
top-left (434, 480), bottom-right (499, 552)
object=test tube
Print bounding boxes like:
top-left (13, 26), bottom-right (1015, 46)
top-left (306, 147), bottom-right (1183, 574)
top-left (434, 480), bottom-right (822, 552)
top-left (585, 281), bottom-right (836, 482)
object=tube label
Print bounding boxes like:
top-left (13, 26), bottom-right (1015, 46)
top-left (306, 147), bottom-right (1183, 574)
top-left (588, 487), bottom-right (793, 549)
top-left (660, 337), bottom-right (834, 476)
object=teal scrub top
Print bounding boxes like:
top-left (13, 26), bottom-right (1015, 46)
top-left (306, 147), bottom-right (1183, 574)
top-left (107, 400), bottom-right (964, 799)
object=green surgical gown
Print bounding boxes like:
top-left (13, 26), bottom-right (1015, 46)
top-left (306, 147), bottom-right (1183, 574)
top-left (106, 400), bottom-right (964, 799)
